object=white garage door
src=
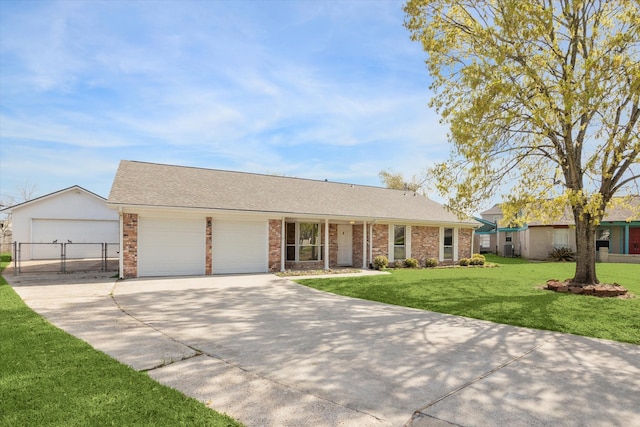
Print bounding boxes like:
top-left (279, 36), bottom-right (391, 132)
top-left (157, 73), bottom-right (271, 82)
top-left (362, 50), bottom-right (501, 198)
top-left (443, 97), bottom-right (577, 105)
top-left (212, 219), bottom-right (268, 274)
top-left (138, 217), bottom-right (205, 277)
top-left (31, 219), bottom-right (119, 259)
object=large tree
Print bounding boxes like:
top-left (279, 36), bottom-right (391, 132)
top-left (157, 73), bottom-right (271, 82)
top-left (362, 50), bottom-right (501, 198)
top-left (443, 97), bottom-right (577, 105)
top-left (405, 0), bottom-right (640, 285)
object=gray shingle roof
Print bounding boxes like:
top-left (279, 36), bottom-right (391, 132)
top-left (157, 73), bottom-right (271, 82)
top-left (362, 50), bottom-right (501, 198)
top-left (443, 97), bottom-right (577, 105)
top-left (107, 160), bottom-right (476, 225)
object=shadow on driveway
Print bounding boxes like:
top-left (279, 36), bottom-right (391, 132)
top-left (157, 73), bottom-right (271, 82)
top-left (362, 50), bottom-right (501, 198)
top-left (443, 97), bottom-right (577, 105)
top-left (8, 273), bottom-right (640, 427)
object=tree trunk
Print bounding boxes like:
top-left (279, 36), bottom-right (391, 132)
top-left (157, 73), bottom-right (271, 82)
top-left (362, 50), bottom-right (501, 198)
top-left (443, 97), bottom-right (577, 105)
top-left (571, 217), bottom-right (599, 286)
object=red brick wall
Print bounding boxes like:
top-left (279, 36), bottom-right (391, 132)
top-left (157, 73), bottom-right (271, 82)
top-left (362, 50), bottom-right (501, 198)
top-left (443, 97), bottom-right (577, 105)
top-left (371, 224), bottom-right (389, 260)
top-left (352, 224), bottom-right (364, 268)
top-left (458, 228), bottom-right (473, 259)
top-left (122, 213), bottom-right (138, 278)
top-left (329, 224), bottom-right (338, 267)
top-left (206, 217), bottom-right (212, 275)
top-left (268, 219), bottom-right (282, 272)
top-left (411, 226), bottom-right (440, 265)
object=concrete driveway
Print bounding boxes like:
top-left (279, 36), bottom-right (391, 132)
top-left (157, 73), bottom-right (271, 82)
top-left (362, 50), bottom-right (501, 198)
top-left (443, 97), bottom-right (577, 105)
top-left (7, 272), bottom-right (640, 427)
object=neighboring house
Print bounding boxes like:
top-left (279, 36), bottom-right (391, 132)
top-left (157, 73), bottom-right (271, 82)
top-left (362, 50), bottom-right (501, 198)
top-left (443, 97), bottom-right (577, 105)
top-left (0, 217), bottom-right (11, 254)
top-left (474, 198), bottom-right (640, 261)
top-left (1, 186), bottom-right (119, 260)
top-left (107, 160), bottom-right (478, 278)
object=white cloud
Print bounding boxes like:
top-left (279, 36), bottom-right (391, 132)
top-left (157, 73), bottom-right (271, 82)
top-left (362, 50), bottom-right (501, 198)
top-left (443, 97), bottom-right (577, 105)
top-left (1, 0), bottom-right (448, 197)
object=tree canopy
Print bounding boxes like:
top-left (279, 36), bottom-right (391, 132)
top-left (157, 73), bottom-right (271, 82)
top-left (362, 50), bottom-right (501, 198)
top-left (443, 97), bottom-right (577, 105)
top-left (404, 0), bottom-right (639, 284)
top-left (378, 170), bottom-right (427, 193)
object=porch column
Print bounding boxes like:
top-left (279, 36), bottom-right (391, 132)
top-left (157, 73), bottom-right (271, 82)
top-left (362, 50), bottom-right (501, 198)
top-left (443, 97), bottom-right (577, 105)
top-left (118, 208), bottom-right (124, 279)
top-left (324, 218), bottom-right (329, 270)
top-left (369, 223), bottom-right (374, 266)
top-left (362, 221), bottom-right (367, 269)
top-left (625, 224), bottom-right (630, 254)
top-left (470, 227), bottom-right (475, 258)
top-left (281, 218), bottom-right (286, 271)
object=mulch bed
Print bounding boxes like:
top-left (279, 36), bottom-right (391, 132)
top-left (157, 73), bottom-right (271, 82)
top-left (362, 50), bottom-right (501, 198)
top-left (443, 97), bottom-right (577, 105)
top-left (545, 279), bottom-right (630, 298)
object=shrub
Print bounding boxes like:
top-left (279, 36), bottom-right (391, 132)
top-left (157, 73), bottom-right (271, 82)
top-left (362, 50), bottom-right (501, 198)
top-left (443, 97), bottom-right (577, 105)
top-left (425, 258), bottom-right (438, 268)
top-left (469, 253), bottom-right (486, 266)
top-left (458, 258), bottom-right (470, 266)
top-left (373, 255), bottom-right (388, 270)
top-left (393, 260), bottom-right (404, 268)
top-left (404, 258), bottom-right (419, 268)
top-left (548, 247), bottom-right (575, 262)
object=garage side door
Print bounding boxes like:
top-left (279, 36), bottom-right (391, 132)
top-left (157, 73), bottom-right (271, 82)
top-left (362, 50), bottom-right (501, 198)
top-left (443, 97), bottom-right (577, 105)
top-left (138, 217), bottom-right (205, 277)
top-left (31, 219), bottom-right (119, 259)
top-left (212, 220), bottom-right (268, 274)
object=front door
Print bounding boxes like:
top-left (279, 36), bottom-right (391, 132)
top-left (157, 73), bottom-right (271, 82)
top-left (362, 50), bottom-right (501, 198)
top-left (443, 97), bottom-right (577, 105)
top-left (630, 228), bottom-right (640, 255)
top-left (337, 224), bottom-right (353, 266)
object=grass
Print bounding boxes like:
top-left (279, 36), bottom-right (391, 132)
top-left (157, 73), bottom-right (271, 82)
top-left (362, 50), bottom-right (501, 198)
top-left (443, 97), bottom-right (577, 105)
top-left (0, 253), bottom-right (242, 427)
top-left (298, 254), bottom-right (640, 345)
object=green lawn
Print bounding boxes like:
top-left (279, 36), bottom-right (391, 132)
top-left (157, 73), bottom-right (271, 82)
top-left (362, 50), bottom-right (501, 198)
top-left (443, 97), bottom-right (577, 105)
top-left (298, 255), bottom-right (640, 345)
top-left (0, 254), bottom-right (242, 427)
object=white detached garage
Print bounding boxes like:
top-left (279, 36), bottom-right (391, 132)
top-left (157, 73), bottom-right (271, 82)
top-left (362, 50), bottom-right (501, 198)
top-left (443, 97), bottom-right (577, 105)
top-left (3, 186), bottom-right (119, 260)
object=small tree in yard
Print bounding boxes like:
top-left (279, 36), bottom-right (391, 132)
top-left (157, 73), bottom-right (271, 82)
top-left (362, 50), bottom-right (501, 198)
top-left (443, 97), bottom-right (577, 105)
top-left (405, 0), bottom-right (639, 286)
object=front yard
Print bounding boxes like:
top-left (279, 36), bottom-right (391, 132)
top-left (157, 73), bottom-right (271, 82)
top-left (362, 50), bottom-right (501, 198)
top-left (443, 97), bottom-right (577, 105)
top-left (0, 254), bottom-right (242, 427)
top-left (297, 256), bottom-right (640, 345)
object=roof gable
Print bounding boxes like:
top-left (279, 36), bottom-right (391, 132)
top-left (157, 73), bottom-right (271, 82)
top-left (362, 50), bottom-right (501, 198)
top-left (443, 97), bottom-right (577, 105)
top-left (1, 185), bottom-right (106, 214)
top-left (108, 161), bottom-right (476, 226)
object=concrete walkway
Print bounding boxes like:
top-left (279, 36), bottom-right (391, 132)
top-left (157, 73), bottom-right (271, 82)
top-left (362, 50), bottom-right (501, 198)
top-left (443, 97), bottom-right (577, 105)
top-left (7, 272), bottom-right (640, 427)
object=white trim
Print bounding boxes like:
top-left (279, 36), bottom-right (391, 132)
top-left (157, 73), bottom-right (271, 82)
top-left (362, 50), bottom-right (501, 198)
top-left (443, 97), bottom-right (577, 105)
top-left (389, 224), bottom-right (410, 261)
top-left (362, 220), bottom-right (367, 268)
top-left (453, 227), bottom-right (459, 261)
top-left (388, 224), bottom-right (394, 260)
top-left (369, 222), bottom-right (374, 266)
top-left (469, 228), bottom-right (474, 258)
top-left (108, 203), bottom-right (477, 228)
top-left (119, 207), bottom-right (124, 279)
top-left (324, 218), bottom-right (329, 270)
top-left (440, 226), bottom-right (457, 262)
top-left (280, 217), bottom-right (285, 272)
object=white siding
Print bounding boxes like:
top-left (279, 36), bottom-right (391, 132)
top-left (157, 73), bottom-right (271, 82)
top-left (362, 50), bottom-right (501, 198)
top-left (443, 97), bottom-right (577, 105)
top-left (31, 219), bottom-right (118, 259)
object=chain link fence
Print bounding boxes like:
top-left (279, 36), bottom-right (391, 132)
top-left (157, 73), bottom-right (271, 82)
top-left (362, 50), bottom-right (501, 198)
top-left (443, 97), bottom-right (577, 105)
top-left (9, 242), bottom-right (119, 274)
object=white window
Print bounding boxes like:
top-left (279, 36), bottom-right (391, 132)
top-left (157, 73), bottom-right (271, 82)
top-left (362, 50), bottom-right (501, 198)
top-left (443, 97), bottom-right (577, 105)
top-left (393, 225), bottom-right (406, 260)
top-left (505, 232), bottom-right (513, 243)
top-left (479, 235), bottom-right (490, 249)
top-left (443, 228), bottom-right (454, 260)
top-left (553, 228), bottom-right (569, 249)
top-left (286, 222), bottom-right (323, 262)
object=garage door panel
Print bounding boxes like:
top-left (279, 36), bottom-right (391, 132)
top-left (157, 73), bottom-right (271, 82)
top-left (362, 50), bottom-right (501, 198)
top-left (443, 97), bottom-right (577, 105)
top-left (138, 217), bottom-right (205, 277)
top-left (212, 220), bottom-right (267, 274)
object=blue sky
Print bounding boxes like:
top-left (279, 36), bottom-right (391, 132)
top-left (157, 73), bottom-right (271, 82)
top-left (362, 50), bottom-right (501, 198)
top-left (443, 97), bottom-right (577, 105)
top-left (0, 0), bottom-right (450, 205)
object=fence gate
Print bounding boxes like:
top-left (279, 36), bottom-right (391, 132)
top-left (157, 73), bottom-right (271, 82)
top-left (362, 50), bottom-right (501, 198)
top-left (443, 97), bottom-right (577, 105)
top-left (11, 242), bottom-right (119, 274)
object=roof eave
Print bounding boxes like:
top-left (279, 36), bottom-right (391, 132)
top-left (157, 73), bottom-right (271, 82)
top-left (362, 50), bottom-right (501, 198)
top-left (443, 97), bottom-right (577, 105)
top-left (106, 202), bottom-right (478, 227)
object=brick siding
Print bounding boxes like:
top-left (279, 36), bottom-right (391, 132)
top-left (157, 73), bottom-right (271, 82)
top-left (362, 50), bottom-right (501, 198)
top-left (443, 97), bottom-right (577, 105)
top-left (352, 224), bottom-right (364, 268)
top-left (268, 219), bottom-right (282, 272)
top-left (206, 217), bottom-right (212, 275)
top-left (458, 228), bottom-right (473, 259)
top-left (411, 226), bottom-right (440, 266)
top-left (371, 224), bottom-right (389, 260)
top-left (122, 213), bottom-right (138, 278)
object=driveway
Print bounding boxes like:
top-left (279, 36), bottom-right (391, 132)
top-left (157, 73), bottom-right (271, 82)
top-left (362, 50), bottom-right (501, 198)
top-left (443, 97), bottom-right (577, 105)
top-left (8, 273), bottom-right (640, 427)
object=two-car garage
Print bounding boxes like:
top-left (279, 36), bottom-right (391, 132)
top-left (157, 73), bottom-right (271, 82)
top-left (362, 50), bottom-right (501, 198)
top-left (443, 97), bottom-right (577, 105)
top-left (136, 216), bottom-right (268, 277)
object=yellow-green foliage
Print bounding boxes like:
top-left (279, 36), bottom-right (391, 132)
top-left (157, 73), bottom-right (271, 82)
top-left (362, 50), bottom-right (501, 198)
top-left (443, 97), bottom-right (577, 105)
top-left (404, 0), bottom-right (640, 284)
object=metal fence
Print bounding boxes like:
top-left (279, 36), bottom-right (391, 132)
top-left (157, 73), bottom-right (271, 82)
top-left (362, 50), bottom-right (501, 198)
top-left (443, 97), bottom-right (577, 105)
top-left (10, 242), bottom-right (119, 274)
